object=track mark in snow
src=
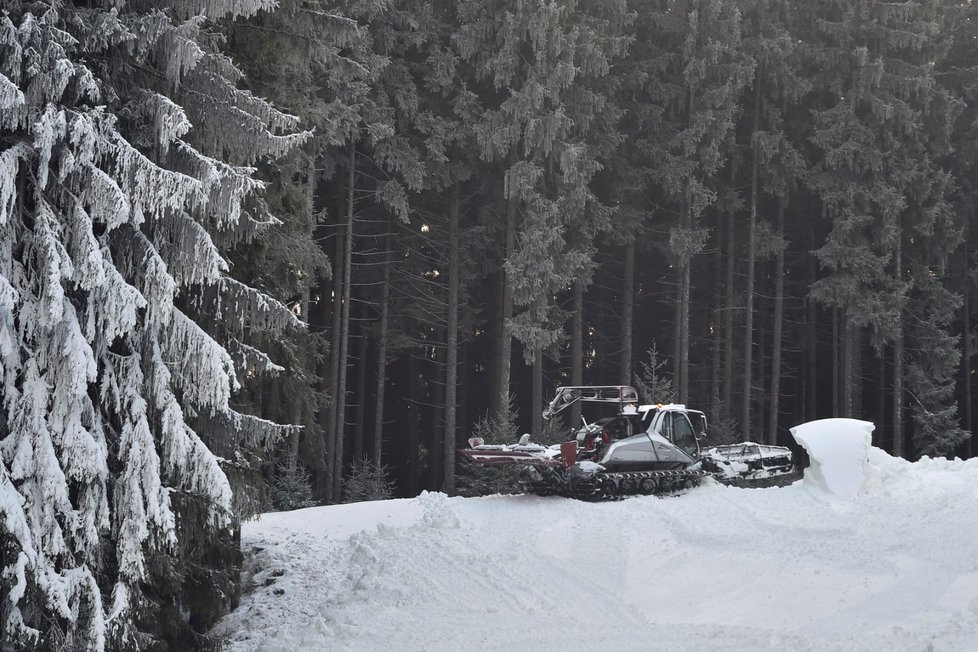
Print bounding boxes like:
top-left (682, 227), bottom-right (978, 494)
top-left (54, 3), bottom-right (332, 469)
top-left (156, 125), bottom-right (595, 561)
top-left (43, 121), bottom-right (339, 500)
top-left (216, 449), bottom-right (978, 652)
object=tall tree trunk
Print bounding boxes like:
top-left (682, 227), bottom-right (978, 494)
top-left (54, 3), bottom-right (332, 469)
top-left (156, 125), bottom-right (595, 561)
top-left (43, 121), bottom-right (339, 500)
top-left (332, 145), bottom-right (356, 500)
top-left (965, 290), bottom-right (973, 457)
top-left (723, 166), bottom-right (736, 418)
top-left (806, 241), bottom-right (818, 421)
top-left (495, 189), bottom-right (517, 421)
top-left (372, 231), bottom-right (392, 468)
top-left (742, 76), bottom-right (761, 437)
top-left (409, 353), bottom-right (420, 495)
top-left (674, 267), bottom-right (683, 397)
top-left (532, 348), bottom-right (543, 436)
top-left (768, 198), bottom-right (785, 445)
top-left (459, 303), bottom-right (472, 448)
top-left (877, 350), bottom-right (886, 448)
top-left (621, 240), bottom-right (635, 386)
top-left (853, 326), bottom-right (863, 418)
top-left (430, 353), bottom-right (443, 491)
top-left (571, 279), bottom-right (584, 428)
top-left (680, 263), bottom-right (690, 404)
top-left (288, 296), bottom-right (311, 470)
top-left (353, 320), bottom-right (367, 462)
top-left (711, 209), bottom-right (724, 421)
top-left (757, 317), bottom-right (766, 434)
top-left (676, 188), bottom-right (692, 404)
top-left (443, 184), bottom-right (460, 494)
top-left (832, 309), bottom-right (840, 417)
top-left (844, 318), bottom-right (856, 418)
top-left (893, 235), bottom-right (905, 458)
top-left (324, 200), bottom-right (345, 502)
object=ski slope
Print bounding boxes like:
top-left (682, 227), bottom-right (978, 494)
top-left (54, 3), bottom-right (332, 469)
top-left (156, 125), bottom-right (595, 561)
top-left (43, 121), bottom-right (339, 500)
top-left (214, 420), bottom-right (978, 651)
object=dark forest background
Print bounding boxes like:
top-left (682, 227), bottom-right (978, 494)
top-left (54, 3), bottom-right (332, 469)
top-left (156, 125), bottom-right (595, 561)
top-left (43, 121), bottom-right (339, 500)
top-left (224, 0), bottom-right (978, 502)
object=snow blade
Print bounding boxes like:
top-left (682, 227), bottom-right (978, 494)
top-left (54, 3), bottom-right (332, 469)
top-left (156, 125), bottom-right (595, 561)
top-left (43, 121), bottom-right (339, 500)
top-left (702, 442), bottom-right (794, 480)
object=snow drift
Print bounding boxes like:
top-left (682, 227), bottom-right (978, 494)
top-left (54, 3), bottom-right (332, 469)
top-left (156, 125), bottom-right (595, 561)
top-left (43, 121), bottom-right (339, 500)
top-left (215, 420), bottom-right (978, 652)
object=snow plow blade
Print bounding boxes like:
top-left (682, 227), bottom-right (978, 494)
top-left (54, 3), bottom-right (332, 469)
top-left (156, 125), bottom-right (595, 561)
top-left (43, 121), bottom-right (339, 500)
top-left (702, 442), bottom-right (794, 481)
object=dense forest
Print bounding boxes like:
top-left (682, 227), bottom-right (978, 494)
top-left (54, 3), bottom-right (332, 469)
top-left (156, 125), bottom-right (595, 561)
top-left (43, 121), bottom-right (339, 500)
top-left (2, 0), bottom-right (977, 648)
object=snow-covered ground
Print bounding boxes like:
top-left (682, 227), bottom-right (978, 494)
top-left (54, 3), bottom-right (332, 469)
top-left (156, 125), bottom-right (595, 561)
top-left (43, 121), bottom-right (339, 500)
top-left (214, 420), bottom-right (978, 651)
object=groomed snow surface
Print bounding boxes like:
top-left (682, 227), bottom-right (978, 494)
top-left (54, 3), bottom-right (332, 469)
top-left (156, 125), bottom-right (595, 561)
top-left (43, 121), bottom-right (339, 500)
top-left (214, 419), bottom-right (978, 651)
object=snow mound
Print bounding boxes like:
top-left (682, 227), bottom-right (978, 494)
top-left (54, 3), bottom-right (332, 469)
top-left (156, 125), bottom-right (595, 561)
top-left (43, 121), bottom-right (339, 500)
top-left (216, 439), bottom-right (978, 652)
top-left (790, 418), bottom-right (873, 497)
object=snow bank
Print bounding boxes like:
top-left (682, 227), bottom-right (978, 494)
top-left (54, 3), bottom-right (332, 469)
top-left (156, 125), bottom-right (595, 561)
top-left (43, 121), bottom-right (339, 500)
top-left (216, 440), bottom-right (978, 652)
top-left (791, 418), bottom-right (874, 497)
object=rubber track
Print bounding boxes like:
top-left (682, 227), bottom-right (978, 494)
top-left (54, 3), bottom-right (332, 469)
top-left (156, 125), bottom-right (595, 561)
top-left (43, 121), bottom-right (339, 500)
top-left (525, 469), bottom-right (711, 501)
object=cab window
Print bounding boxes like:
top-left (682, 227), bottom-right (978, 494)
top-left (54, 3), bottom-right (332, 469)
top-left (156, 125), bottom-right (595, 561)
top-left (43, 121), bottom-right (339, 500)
top-left (670, 413), bottom-right (698, 457)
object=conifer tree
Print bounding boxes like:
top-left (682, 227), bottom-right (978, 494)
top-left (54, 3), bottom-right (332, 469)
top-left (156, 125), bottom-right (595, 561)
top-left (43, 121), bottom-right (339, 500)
top-left (808, 0), bottom-right (965, 455)
top-left (739, 0), bottom-right (807, 440)
top-left (0, 1), bottom-right (306, 647)
top-left (455, 0), bottom-right (630, 419)
top-left (631, 0), bottom-right (754, 404)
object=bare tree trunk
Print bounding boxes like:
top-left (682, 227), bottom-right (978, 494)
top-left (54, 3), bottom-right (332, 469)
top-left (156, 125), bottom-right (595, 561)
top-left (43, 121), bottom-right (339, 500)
top-left (288, 296), bottom-right (311, 469)
top-left (757, 317), bottom-right (766, 435)
top-left (711, 209), bottom-right (723, 421)
top-left (332, 145), bottom-right (356, 500)
top-left (532, 348), bottom-right (543, 436)
top-left (743, 77), bottom-right (760, 438)
top-left (723, 166), bottom-right (736, 418)
top-left (324, 201), bottom-right (345, 502)
top-left (877, 349), bottom-right (886, 448)
top-left (832, 309), bottom-right (840, 417)
top-left (443, 185), bottom-right (460, 494)
top-left (673, 267), bottom-right (683, 397)
top-left (571, 279), bottom-right (584, 428)
top-left (459, 303), bottom-right (472, 447)
top-left (806, 242), bottom-right (818, 421)
top-left (678, 254), bottom-right (691, 403)
top-left (430, 354), bottom-right (443, 490)
top-left (844, 319), bottom-right (855, 418)
top-left (965, 290), bottom-right (973, 457)
top-left (768, 198), bottom-right (784, 445)
top-left (409, 353), bottom-right (420, 495)
top-left (853, 326), bottom-right (863, 418)
top-left (621, 241), bottom-right (635, 386)
top-left (893, 236), bottom-right (905, 458)
top-left (675, 185), bottom-right (692, 405)
top-left (495, 190), bottom-right (517, 420)
top-left (353, 319), bottom-right (367, 462)
top-left (372, 231), bottom-right (391, 468)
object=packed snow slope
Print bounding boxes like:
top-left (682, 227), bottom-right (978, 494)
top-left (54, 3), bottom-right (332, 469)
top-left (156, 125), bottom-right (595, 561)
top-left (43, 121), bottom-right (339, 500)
top-left (216, 420), bottom-right (978, 652)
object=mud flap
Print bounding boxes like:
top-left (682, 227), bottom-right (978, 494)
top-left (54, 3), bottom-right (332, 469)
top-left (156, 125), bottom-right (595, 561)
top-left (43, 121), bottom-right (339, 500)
top-left (560, 440), bottom-right (577, 467)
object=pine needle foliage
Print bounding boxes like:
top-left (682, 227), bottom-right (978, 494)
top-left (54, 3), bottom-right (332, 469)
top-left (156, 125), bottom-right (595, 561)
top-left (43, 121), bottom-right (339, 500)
top-left (341, 458), bottom-right (394, 504)
top-left (270, 462), bottom-right (316, 512)
top-left (0, 1), bottom-right (307, 648)
top-left (634, 344), bottom-right (675, 406)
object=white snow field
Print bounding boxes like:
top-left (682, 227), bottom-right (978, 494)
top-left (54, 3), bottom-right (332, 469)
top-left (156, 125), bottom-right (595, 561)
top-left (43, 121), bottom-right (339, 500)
top-left (214, 420), bottom-right (978, 651)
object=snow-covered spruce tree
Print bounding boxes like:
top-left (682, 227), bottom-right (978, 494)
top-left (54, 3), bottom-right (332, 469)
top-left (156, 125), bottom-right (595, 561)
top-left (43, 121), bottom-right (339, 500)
top-left (807, 0), bottom-right (965, 456)
top-left (455, 0), bottom-right (631, 419)
top-left (0, 1), bottom-right (307, 648)
top-left (620, 0), bottom-right (754, 405)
